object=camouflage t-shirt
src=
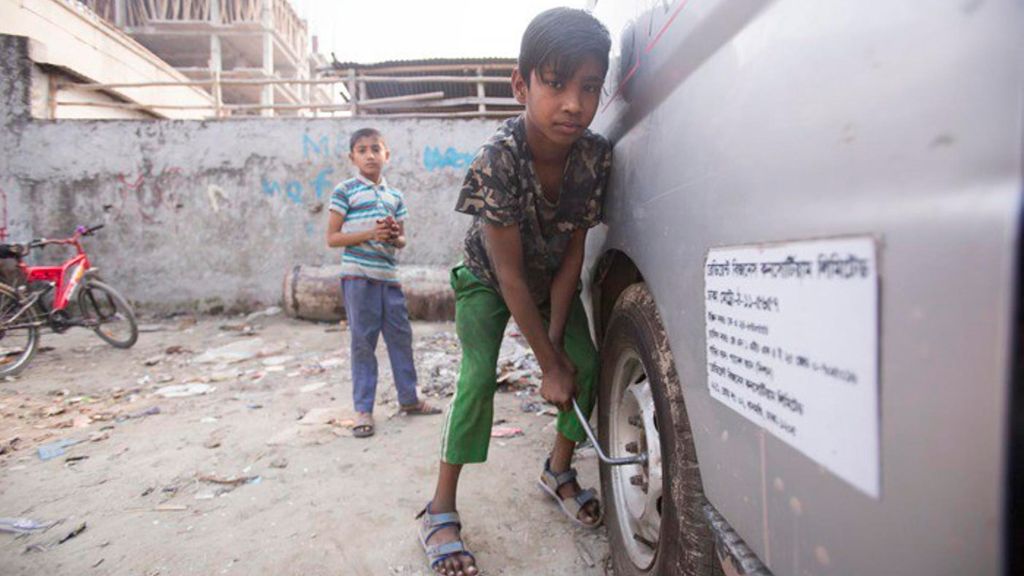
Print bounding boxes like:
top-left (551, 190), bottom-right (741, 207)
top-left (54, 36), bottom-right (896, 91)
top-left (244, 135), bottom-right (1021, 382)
top-left (455, 115), bottom-right (612, 305)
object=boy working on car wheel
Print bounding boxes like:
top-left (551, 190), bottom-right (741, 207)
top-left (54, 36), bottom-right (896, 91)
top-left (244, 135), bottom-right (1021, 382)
top-left (417, 9), bottom-right (612, 575)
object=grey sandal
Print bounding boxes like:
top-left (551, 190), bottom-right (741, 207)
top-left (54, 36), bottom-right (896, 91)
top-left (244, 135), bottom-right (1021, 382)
top-left (538, 457), bottom-right (603, 528)
top-left (416, 502), bottom-right (477, 573)
top-left (352, 412), bottom-right (374, 438)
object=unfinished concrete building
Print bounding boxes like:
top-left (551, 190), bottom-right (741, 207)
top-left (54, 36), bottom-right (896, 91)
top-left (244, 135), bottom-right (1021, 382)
top-left (1, 0), bottom-right (215, 119)
top-left (107, 0), bottom-right (332, 115)
top-left (23, 0), bottom-right (334, 117)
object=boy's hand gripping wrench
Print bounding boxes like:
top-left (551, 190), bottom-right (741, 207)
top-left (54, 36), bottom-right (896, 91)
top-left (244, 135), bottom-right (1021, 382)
top-left (572, 399), bottom-right (647, 466)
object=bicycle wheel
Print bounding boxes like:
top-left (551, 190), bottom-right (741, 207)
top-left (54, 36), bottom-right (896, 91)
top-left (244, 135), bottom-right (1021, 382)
top-left (0, 283), bottom-right (40, 377)
top-left (78, 279), bottom-right (138, 349)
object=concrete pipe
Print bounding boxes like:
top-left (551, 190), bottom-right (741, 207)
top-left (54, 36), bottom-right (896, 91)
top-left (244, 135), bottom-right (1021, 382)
top-left (282, 265), bottom-right (455, 322)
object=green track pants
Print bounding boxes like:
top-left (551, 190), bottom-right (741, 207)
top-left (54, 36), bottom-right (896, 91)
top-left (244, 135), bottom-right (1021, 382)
top-left (439, 265), bottom-right (599, 464)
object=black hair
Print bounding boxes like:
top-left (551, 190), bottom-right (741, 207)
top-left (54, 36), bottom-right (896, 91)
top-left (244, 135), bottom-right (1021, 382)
top-left (518, 8), bottom-right (611, 86)
top-left (349, 128), bottom-right (384, 151)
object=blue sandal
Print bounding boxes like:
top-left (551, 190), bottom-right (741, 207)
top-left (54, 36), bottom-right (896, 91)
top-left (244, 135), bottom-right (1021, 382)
top-left (416, 502), bottom-right (477, 573)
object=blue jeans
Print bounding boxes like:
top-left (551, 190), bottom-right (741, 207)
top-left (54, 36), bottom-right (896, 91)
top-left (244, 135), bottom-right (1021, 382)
top-left (341, 278), bottom-right (419, 413)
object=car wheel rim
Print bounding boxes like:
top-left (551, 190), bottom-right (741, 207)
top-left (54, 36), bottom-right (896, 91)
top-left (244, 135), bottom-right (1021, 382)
top-left (609, 348), bottom-right (663, 570)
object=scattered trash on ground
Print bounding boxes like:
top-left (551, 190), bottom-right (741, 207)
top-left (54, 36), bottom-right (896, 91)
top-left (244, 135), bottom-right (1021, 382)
top-left (245, 306), bottom-right (282, 323)
top-left (57, 521), bottom-right (87, 544)
top-left (116, 406), bottom-right (161, 422)
top-left (192, 339), bottom-right (266, 365)
top-left (491, 426), bottom-right (525, 439)
top-left (156, 384), bottom-right (215, 398)
top-left (37, 438), bottom-right (82, 461)
top-left (300, 381), bottom-right (326, 393)
top-left (0, 517), bottom-right (60, 535)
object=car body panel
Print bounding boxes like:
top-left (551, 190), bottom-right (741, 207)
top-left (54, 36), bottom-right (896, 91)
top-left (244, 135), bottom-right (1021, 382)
top-left (584, 1), bottom-right (1023, 574)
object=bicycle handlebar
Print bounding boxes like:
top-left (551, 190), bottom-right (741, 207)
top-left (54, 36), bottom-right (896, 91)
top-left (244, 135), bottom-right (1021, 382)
top-left (23, 224), bottom-right (104, 251)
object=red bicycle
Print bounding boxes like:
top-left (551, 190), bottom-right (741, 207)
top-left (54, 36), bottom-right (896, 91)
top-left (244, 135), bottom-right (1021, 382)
top-left (0, 224), bottom-right (138, 376)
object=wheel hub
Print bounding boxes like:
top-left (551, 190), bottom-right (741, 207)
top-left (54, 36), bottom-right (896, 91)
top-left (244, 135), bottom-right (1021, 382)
top-left (610, 352), bottom-right (664, 569)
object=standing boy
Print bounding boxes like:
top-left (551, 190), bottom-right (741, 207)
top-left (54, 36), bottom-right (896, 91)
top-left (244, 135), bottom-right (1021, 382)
top-left (417, 9), bottom-right (612, 575)
top-left (327, 128), bottom-right (440, 439)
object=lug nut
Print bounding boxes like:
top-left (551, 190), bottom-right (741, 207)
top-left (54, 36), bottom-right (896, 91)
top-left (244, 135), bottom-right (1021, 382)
top-left (628, 415), bottom-right (642, 427)
top-left (625, 441), bottom-right (639, 454)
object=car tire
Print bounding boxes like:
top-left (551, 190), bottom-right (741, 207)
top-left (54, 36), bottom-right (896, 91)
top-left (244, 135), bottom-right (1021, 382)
top-left (599, 282), bottom-right (722, 576)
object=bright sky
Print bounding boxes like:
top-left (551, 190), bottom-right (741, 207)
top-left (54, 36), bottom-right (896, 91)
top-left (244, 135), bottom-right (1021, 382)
top-left (290, 0), bottom-right (585, 63)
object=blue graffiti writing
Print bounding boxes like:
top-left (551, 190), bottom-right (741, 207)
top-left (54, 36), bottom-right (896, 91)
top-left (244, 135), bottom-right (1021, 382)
top-left (261, 168), bottom-right (339, 206)
top-left (302, 133), bottom-right (348, 160)
top-left (261, 178), bottom-right (282, 197)
top-left (303, 134), bottom-right (330, 160)
top-left (311, 167), bottom-right (335, 200)
top-left (286, 181), bottom-right (303, 204)
top-left (423, 146), bottom-right (475, 172)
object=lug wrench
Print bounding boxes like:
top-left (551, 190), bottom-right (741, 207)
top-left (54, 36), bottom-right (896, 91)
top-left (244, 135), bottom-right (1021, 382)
top-left (572, 399), bottom-right (647, 466)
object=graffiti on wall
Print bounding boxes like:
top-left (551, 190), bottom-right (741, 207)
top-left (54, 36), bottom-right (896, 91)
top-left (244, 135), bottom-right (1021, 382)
top-left (258, 132), bottom-right (344, 208)
top-left (108, 167), bottom-right (185, 224)
top-left (423, 146), bottom-right (475, 172)
top-left (260, 167), bottom-right (335, 206)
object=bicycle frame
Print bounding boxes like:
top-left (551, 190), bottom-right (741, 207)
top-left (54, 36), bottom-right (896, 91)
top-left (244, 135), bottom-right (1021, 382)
top-left (18, 236), bottom-right (92, 312)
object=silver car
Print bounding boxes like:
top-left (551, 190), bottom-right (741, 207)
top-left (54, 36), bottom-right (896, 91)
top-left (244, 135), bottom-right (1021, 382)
top-left (582, 1), bottom-right (1022, 575)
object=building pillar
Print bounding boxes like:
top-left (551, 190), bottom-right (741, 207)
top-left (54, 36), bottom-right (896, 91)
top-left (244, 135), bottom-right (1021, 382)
top-left (476, 65), bottom-right (486, 114)
top-left (209, 0), bottom-right (222, 118)
top-left (114, 0), bottom-right (126, 27)
top-left (260, 0), bottom-right (274, 117)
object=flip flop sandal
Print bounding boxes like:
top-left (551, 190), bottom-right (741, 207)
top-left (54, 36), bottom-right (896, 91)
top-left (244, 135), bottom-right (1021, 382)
top-left (538, 457), bottom-right (603, 528)
top-left (400, 400), bottom-right (443, 415)
top-left (416, 501), bottom-right (477, 573)
top-left (352, 413), bottom-right (374, 438)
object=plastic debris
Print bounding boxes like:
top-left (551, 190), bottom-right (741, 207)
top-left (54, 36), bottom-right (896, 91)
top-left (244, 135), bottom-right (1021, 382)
top-left (57, 522), bottom-right (86, 544)
top-left (198, 474), bottom-right (261, 487)
top-left (0, 517), bottom-right (59, 535)
top-left (300, 382), bottom-right (327, 393)
top-left (261, 355), bottom-right (296, 367)
top-left (116, 406), bottom-right (161, 422)
top-left (245, 306), bottom-right (282, 323)
top-left (491, 426), bottom-right (525, 438)
top-left (37, 438), bottom-right (82, 461)
top-left (156, 384), bottom-right (215, 398)
top-left (193, 338), bottom-right (265, 365)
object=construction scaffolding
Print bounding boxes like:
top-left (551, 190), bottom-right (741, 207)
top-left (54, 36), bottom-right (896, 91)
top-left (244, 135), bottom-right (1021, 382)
top-left (75, 0), bottom-right (330, 116)
top-left (57, 70), bottom-right (524, 118)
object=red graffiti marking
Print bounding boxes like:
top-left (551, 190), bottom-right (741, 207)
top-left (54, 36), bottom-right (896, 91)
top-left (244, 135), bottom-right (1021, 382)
top-left (112, 167), bottom-right (183, 224)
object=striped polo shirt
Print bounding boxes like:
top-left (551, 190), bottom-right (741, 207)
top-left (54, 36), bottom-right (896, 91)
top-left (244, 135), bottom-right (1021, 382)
top-left (329, 174), bottom-right (408, 283)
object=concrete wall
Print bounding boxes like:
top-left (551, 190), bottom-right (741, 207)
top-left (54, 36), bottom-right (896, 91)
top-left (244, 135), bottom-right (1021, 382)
top-left (1, 35), bottom-right (498, 312)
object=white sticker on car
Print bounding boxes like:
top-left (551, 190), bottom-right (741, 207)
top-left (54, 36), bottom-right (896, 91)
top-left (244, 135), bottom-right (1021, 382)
top-left (704, 237), bottom-right (879, 498)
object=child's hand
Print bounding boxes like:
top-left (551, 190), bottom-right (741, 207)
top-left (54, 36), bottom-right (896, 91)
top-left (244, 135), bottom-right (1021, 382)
top-left (540, 360), bottom-right (576, 412)
top-left (375, 217), bottom-right (400, 243)
top-left (371, 220), bottom-right (392, 242)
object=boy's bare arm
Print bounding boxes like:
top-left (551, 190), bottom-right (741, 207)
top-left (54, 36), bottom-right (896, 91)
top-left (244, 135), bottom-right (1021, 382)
top-left (547, 228), bottom-right (587, 349)
top-left (483, 223), bottom-right (576, 410)
top-left (326, 211), bottom-right (389, 248)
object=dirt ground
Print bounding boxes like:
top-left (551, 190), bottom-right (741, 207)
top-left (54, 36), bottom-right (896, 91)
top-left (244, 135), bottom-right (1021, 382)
top-left (0, 313), bottom-right (611, 575)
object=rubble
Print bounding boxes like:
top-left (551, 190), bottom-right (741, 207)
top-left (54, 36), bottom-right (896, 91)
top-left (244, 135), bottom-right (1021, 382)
top-left (0, 314), bottom-right (603, 574)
